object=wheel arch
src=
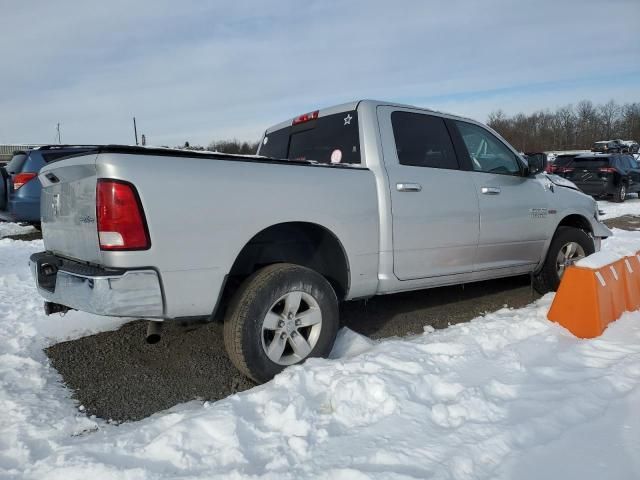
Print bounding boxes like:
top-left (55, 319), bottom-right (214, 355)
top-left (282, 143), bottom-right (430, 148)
top-left (215, 221), bottom-right (351, 319)
top-left (556, 213), bottom-right (593, 235)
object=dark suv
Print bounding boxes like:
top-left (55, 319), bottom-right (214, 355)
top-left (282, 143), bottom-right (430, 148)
top-left (0, 145), bottom-right (95, 225)
top-left (591, 140), bottom-right (626, 153)
top-left (554, 153), bottom-right (640, 202)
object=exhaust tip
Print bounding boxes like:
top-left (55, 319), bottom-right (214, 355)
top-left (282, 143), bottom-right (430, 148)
top-left (145, 321), bottom-right (162, 344)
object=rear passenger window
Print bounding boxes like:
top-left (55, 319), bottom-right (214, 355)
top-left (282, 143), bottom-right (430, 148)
top-left (391, 112), bottom-right (459, 169)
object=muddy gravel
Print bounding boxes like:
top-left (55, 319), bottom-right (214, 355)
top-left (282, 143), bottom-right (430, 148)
top-left (603, 214), bottom-right (640, 230)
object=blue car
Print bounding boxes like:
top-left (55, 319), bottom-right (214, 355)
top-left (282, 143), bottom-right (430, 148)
top-left (0, 146), bottom-right (95, 226)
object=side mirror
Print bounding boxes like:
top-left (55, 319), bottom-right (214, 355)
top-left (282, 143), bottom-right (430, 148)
top-left (525, 154), bottom-right (546, 176)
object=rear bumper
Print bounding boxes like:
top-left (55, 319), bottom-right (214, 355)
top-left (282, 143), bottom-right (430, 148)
top-left (29, 252), bottom-right (164, 318)
top-left (572, 181), bottom-right (614, 197)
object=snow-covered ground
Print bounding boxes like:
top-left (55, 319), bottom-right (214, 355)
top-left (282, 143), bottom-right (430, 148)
top-left (1, 224), bottom-right (640, 479)
top-left (598, 195), bottom-right (640, 220)
top-left (0, 222), bottom-right (35, 238)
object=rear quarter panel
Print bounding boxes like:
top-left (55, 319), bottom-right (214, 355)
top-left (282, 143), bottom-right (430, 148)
top-left (96, 153), bottom-right (380, 317)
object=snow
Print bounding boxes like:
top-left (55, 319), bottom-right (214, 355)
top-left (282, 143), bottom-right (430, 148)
top-left (576, 250), bottom-right (624, 269)
top-left (0, 222), bottom-right (35, 238)
top-left (1, 233), bottom-right (640, 479)
top-left (598, 195), bottom-right (640, 220)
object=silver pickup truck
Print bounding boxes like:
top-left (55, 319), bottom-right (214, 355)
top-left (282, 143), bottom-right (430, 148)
top-left (31, 100), bottom-right (611, 382)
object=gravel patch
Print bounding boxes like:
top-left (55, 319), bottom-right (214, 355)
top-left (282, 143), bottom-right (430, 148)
top-left (46, 275), bottom-right (536, 422)
top-left (603, 215), bottom-right (640, 231)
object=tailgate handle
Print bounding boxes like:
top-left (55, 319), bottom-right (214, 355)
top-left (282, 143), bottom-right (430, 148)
top-left (45, 173), bottom-right (60, 183)
top-left (481, 187), bottom-right (501, 195)
top-left (396, 182), bottom-right (422, 192)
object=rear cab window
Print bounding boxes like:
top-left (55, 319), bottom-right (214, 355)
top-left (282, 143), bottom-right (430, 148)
top-left (258, 110), bottom-right (361, 165)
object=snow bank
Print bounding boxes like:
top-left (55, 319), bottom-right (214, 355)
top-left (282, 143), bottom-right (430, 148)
top-left (575, 228), bottom-right (640, 268)
top-left (0, 222), bottom-right (35, 238)
top-left (602, 228), bottom-right (640, 256)
top-left (576, 250), bottom-right (623, 269)
top-left (1, 236), bottom-right (640, 479)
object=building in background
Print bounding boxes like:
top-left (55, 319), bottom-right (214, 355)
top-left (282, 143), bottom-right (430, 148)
top-left (0, 144), bottom-right (43, 164)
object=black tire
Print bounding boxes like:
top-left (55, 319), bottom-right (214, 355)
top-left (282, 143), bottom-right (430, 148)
top-left (533, 226), bottom-right (595, 294)
top-left (613, 182), bottom-right (627, 203)
top-left (223, 263), bottom-right (339, 383)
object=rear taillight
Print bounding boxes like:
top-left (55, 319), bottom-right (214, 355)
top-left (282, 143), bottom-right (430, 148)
top-left (555, 167), bottom-right (574, 173)
top-left (13, 172), bottom-right (37, 190)
top-left (599, 167), bottom-right (616, 173)
top-left (292, 110), bottom-right (319, 125)
top-left (96, 179), bottom-right (150, 250)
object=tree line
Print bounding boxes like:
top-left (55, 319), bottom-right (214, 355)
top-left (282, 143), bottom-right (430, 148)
top-left (180, 139), bottom-right (260, 155)
top-left (487, 100), bottom-right (640, 153)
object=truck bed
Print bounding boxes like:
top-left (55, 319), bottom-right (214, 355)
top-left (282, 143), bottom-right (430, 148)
top-left (38, 146), bottom-right (380, 318)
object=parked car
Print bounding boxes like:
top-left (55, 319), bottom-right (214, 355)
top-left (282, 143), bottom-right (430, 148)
top-left (0, 145), bottom-right (96, 226)
top-left (553, 153), bottom-right (640, 202)
top-left (591, 139), bottom-right (625, 153)
top-left (545, 153), bottom-right (580, 174)
top-left (30, 100), bottom-right (611, 383)
top-left (621, 140), bottom-right (639, 154)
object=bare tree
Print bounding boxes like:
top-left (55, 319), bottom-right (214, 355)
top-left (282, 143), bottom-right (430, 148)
top-left (487, 99), bottom-right (637, 152)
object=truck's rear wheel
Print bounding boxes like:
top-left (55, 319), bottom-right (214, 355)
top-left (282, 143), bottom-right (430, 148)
top-left (223, 263), bottom-right (339, 383)
top-left (533, 226), bottom-right (594, 294)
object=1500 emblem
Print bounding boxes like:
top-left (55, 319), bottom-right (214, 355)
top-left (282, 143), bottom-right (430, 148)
top-left (529, 208), bottom-right (548, 218)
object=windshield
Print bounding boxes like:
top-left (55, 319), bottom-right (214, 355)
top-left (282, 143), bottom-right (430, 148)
top-left (5, 153), bottom-right (28, 174)
top-left (259, 111), bottom-right (361, 164)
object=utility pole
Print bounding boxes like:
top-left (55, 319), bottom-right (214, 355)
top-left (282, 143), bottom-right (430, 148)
top-left (56, 123), bottom-right (62, 144)
top-left (133, 117), bottom-right (139, 146)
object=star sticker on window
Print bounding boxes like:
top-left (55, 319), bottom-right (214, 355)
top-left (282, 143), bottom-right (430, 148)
top-left (344, 114), bottom-right (352, 126)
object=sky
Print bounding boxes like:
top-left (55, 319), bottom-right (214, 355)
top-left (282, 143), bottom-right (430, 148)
top-left (0, 0), bottom-right (638, 147)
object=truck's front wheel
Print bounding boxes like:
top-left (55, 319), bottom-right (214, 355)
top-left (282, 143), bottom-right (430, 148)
top-left (223, 263), bottom-right (339, 383)
top-left (533, 226), bottom-right (595, 294)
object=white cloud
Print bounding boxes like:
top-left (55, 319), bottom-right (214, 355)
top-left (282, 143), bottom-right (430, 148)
top-left (0, 0), bottom-right (638, 145)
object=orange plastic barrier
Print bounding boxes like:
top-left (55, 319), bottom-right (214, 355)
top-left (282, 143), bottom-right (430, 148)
top-left (623, 252), bottom-right (640, 312)
top-left (547, 255), bottom-right (639, 338)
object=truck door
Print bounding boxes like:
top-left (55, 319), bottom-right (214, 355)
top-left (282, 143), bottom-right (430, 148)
top-left (377, 107), bottom-right (480, 280)
top-left (451, 120), bottom-right (551, 272)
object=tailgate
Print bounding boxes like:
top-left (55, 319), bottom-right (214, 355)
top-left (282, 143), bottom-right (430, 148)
top-left (39, 153), bottom-right (102, 264)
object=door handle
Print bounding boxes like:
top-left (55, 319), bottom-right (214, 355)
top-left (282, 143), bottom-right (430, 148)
top-left (396, 182), bottom-right (422, 192)
top-left (481, 187), bottom-right (501, 195)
